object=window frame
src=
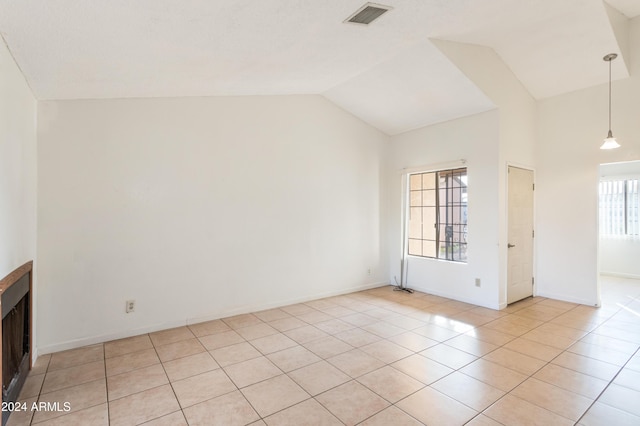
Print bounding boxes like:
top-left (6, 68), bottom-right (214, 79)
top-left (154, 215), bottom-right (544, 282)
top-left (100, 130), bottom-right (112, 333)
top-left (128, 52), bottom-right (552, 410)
top-left (405, 166), bottom-right (468, 263)
top-left (599, 176), bottom-right (640, 239)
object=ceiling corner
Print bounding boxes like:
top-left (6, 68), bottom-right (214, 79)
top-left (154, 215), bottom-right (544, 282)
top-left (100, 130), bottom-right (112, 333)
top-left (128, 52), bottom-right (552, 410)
top-left (603, 1), bottom-right (632, 75)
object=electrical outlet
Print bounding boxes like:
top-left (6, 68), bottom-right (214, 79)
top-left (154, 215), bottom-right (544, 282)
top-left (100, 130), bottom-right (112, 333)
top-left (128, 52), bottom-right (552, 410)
top-left (367, 268), bottom-right (371, 275)
top-left (475, 278), bottom-right (481, 287)
top-left (126, 300), bottom-right (135, 313)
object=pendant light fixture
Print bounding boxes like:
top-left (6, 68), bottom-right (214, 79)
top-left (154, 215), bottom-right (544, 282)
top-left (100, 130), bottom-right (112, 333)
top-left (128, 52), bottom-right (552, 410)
top-left (601, 53), bottom-right (620, 150)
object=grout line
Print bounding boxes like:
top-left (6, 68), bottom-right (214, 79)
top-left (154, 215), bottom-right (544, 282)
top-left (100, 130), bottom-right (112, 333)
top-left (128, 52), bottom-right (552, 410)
top-left (573, 289), bottom-right (640, 425)
top-left (575, 346), bottom-right (640, 424)
top-left (103, 343), bottom-right (110, 426)
top-left (467, 289), bottom-right (638, 424)
top-left (23, 281), bottom-right (640, 426)
top-left (146, 334), bottom-right (183, 425)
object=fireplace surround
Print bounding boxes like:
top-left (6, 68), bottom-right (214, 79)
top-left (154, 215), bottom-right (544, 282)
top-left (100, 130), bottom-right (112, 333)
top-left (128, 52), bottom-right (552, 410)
top-left (0, 261), bottom-right (32, 426)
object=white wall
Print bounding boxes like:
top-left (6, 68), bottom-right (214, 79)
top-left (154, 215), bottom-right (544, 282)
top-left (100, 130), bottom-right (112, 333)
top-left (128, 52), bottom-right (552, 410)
top-left (387, 110), bottom-right (502, 308)
top-left (29, 17), bottom-right (640, 354)
top-left (537, 17), bottom-right (640, 305)
top-left (599, 160), bottom-right (640, 278)
top-left (433, 40), bottom-right (537, 308)
top-left (387, 40), bottom-right (537, 309)
top-left (600, 239), bottom-right (640, 278)
top-left (432, 40), bottom-right (537, 168)
top-left (0, 37), bottom-right (37, 356)
top-left (0, 36), bottom-right (37, 334)
top-left (0, 38), bottom-right (37, 277)
top-left (37, 96), bottom-right (389, 352)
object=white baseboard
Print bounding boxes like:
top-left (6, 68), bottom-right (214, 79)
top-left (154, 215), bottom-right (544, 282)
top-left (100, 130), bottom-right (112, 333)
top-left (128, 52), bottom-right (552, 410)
top-left (407, 284), bottom-right (499, 310)
top-left (37, 281), bottom-right (388, 355)
top-left (37, 319), bottom-right (188, 354)
top-left (600, 271), bottom-right (640, 280)
top-left (535, 291), bottom-right (599, 307)
top-left (31, 348), bottom-right (39, 367)
top-left (186, 281), bottom-right (386, 326)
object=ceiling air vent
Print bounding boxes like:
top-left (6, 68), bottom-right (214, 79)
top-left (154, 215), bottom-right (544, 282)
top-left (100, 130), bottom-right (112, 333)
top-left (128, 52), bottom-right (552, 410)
top-left (345, 3), bottom-right (392, 25)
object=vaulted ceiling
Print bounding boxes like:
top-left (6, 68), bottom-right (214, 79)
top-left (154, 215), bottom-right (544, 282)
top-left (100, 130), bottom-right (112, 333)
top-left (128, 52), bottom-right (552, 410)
top-left (0, 0), bottom-right (636, 135)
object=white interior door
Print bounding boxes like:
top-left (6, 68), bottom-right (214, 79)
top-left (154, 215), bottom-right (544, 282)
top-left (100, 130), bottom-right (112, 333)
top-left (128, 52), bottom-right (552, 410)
top-left (507, 166), bottom-right (534, 304)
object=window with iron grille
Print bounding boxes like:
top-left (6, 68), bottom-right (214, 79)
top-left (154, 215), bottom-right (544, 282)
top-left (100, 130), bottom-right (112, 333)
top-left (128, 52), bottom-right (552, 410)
top-left (407, 168), bottom-right (467, 262)
top-left (599, 178), bottom-right (640, 238)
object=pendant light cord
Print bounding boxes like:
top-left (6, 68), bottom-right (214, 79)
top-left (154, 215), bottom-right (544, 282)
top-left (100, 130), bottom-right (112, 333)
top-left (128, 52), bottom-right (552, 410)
top-left (601, 53), bottom-right (619, 149)
top-left (609, 57), bottom-right (612, 132)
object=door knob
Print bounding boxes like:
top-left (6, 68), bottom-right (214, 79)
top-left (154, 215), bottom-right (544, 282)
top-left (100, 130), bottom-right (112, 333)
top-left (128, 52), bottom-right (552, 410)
top-left (507, 243), bottom-right (516, 248)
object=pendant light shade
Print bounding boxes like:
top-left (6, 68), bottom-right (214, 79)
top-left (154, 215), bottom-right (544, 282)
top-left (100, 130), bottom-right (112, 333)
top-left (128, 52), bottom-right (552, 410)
top-left (601, 53), bottom-right (620, 150)
top-left (601, 130), bottom-right (620, 150)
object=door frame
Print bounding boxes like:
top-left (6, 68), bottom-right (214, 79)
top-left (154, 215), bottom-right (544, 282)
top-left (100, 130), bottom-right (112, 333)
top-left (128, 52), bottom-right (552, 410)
top-left (504, 162), bottom-right (536, 306)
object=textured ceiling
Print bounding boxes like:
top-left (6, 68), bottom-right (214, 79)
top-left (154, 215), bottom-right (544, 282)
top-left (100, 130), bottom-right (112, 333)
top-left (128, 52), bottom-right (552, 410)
top-left (606, 0), bottom-right (640, 18)
top-left (0, 0), bottom-right (633, 135)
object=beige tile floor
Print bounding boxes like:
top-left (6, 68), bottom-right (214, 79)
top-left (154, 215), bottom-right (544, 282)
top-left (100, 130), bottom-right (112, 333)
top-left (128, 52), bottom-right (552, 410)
top-left (8, 276), bottom-right (640, 425)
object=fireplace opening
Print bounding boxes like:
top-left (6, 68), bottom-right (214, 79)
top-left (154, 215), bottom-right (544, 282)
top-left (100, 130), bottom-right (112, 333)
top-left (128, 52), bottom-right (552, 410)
top-left (3, 294), bottom-right (30, 399)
